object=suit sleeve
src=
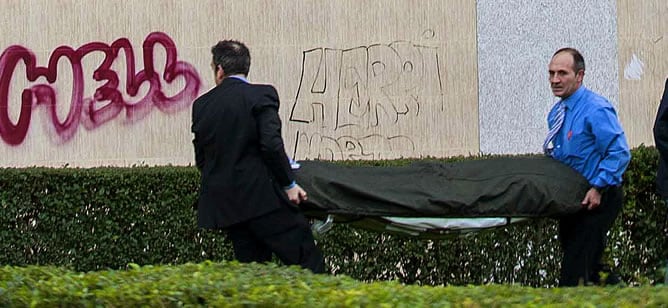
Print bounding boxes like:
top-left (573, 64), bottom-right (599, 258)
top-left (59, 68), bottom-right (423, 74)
top-left (654, 78), bottom-right (668, 160)
top-left (252, 85), bottom-right (295, 188)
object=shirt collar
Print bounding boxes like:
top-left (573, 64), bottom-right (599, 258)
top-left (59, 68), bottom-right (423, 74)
top-left (561, 85), bottom-right (586, 109)
top-left (228, 75), bottom-right (249, 83)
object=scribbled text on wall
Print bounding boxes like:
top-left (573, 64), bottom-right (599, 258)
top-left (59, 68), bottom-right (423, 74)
top-left (0, 32), bottom-right (201, 146)
top-left (289, 41), bottom-right (444, 160)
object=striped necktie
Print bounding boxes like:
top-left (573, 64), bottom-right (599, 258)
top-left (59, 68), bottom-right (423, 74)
top-left (543, 100), bottom-right (565, 155)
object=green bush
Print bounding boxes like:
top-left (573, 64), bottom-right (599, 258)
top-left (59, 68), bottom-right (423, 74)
top-left (613, 144), bottom-right (668, 283)
top-left (0, 167), bottom-right (233, 271)
top-left (1, 261), bottom-right (667, 307)
top-left (0, 146), bottom-right (666, 286)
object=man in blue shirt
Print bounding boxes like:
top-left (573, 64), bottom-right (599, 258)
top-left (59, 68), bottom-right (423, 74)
top-left (544, 48), bottom-right (631, 286)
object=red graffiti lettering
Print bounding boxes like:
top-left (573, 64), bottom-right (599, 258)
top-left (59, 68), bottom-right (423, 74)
top-left (0, 32), bottom-right (201, 145)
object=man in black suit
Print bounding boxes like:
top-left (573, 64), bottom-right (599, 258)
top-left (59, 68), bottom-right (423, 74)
top-left (653, 77), bottom-right (668, 284)
top-left (191, 40), bottom-right (325, 273)
top-left (654, 78), bottom-right (668, 203)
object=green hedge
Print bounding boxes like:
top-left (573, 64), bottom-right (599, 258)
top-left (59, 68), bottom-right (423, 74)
top-left (0, 167), bottom-right (232, 270)
top-left (1, 261), bottom-right (667, 307)
top-left (1, 146), bottom-right (667, 286)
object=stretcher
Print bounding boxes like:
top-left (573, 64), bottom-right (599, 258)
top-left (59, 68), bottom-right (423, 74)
top-left (293, 156), bottom-right (589, 238)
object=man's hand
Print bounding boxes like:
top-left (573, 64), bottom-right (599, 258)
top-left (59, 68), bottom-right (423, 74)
top-left (581, 187), bottom-right (602, 210)
top-left (285, 184), bottom-right (308, 205)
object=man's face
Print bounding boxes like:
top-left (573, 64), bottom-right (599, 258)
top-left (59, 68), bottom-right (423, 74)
top-left (548, 52), bottom-right (583, 98)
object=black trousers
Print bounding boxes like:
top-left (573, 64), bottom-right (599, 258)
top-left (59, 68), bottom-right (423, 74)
top-left (226, 205), bottom-right (325, 274)
top-left (558, 186), bottom-right (623, 286)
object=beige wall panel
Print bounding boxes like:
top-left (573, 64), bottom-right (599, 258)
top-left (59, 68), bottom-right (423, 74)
top-left (618, 0), bottom-right (668, 147)
top-left (0, 0), bottom-right (478, 167)
top-left (0, 1), bottom-right (30, 46)
top-left (273, 0), bottom-right (479, 160)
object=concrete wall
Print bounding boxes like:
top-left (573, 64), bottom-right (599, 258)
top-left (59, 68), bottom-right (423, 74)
top-left (0, 0), bottom-right (665, 167)
top-left (477, 0), bottom-right (619, 154)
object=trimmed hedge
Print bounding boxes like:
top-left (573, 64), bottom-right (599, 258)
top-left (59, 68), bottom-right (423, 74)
top-left (1, 146), bottom-right (667, 286)
top-left (1, 261), bottom-right (667, 307)
top-left (0, 167), bottom-right (232, 270)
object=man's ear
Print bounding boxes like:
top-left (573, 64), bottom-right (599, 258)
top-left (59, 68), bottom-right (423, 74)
top-left (216, 65), bottom-right (225, 80)
top-left (576, 69), bottom-right (585, 83)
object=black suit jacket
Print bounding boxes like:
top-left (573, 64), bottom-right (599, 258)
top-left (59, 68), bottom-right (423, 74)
top-left (191, 77), bottom-right (295, 228)
top-left (653, 78), bottom-right (668, 198)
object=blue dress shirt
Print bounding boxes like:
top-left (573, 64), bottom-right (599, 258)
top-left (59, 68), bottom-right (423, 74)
top-left (546, 86), bottom-right (631, 188)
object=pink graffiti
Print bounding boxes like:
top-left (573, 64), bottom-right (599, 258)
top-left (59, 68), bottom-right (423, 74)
top-left (0, 32), bottom-right (201, 146)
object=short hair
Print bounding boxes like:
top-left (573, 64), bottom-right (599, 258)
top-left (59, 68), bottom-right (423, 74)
top-left (211, 40), bottom-right (251, 76)
top-left (553, 47), bottom-right (585, 73)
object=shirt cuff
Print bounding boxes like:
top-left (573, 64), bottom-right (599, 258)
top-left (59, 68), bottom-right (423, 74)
top-left (590, 178), bottom-right (608, 189)
top-left (591, 185), bottom-right (608, 194)
top-left (283, 180), bottom-right (297, 190)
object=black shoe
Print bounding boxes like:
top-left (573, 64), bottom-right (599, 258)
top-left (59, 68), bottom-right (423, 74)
top-left (603, 271), bottom-right (622, 285)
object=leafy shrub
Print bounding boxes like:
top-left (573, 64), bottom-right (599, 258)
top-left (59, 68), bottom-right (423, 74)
top-left (0, 146), bottom-right (666, 286)
top-left (1, 261), bottom-right (667, 307)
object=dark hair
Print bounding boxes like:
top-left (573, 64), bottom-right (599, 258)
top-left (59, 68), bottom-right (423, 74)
top-left (211, 40), bottom-right (251, 76)
top-left (553, 47), bottom-right (585, 73)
